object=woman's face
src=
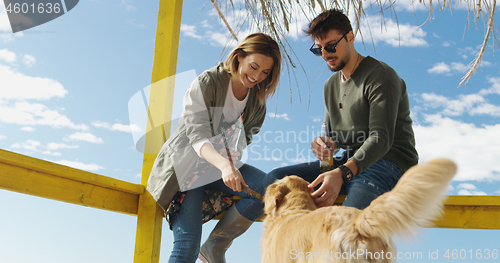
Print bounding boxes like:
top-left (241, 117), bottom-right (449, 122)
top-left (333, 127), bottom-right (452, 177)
top-left (236, 53), bottom-right (274, 89)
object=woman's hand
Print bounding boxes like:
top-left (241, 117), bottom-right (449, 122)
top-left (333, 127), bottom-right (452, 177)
top-left (220, 162), bottom-right (247, 192)
top-left (200, 142), bottom-right (246, 192)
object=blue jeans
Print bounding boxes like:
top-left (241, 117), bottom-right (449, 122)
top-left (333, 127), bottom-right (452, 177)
top-left (264, 158), bottom-right (404, 210)
top-left (168, 163), bottom-right (266, 263)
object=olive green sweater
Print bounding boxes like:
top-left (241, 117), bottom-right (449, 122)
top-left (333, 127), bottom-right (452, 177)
top-left (324, 56), bottom-right (418, 173)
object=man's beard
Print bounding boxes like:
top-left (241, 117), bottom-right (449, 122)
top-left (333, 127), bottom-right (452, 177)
top-left (328, 59), bottom-right (346, 72)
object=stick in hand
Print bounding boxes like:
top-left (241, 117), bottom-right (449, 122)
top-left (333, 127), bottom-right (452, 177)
top-left (221, 131), bottom-right (263, 200)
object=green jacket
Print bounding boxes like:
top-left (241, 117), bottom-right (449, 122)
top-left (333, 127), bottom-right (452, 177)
top-left (147, 63), bottom-right (267, 210)
top-left (324, 56), bottom-right (418, 173)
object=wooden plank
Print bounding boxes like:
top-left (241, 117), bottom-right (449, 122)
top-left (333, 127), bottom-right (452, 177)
top-left (134, 0), bottom-right (183, 262)
top-left (442, 195), bottom-right (500, 206)
top-left (0, 160), bottom-right (140, 216)
top-left (433, 196), bottom-right (500, 229)
top-left (221, 195), bottom-right (500, 230)
top-left (0, 149), bottom-right (143, 195)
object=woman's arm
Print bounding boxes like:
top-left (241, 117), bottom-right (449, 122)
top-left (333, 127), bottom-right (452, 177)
top-left (199, 142), bottom-right (247, 192)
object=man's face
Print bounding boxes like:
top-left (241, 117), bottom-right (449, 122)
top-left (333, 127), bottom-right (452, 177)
top-left (313, 30), bottom-right (350, 72)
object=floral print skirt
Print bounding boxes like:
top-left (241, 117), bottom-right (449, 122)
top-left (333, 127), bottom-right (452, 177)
top-left (165, 113), bottom-right (243, 230)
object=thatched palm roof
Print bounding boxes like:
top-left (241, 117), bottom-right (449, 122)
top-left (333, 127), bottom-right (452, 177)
top-left (210, 0), bottom-right (498, 86)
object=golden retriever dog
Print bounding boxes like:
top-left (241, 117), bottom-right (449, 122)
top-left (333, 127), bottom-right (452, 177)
top-left (261, 158), bottom-right (457, 263)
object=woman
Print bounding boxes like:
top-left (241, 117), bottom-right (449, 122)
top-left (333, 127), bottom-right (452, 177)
top-left (146, 33), bottom-right (281, 263)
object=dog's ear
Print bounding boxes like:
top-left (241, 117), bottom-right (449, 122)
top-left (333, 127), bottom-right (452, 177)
top-left (264, 182), bottom-right (290, 217)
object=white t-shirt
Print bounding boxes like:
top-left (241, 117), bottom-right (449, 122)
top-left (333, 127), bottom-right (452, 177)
top-left (192, 79), bottom-right (248, 157)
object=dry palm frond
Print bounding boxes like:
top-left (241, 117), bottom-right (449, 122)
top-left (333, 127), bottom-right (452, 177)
top-left (458, 0), bottom-right (497, 86)
top-left (210, 0), bottom-right (499, 92)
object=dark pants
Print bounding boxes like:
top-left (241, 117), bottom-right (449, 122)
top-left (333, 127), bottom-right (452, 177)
top-left (263, 158), bottom-right (404, 210)
top-left (168, 163), bottom-right (265, 263)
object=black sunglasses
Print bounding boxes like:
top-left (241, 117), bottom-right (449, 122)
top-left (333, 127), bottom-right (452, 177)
top-left (309, 33), bottom-right (348, 56)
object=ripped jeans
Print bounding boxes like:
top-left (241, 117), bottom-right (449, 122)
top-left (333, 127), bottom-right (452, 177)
top-left (263, 158), bottom-right (404, 210)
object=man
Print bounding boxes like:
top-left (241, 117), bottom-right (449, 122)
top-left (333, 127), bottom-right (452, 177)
top-left (264, 9), bottom-right (418, 209)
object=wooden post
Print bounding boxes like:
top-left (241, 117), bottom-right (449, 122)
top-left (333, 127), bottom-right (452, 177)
top-left (133, 0), bottom-right (183, 262)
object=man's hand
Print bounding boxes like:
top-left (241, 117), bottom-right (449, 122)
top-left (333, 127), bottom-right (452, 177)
top-left (311, 136), bottom-right (336, 160)
top-left (308, 168), bottom-right (343, 207)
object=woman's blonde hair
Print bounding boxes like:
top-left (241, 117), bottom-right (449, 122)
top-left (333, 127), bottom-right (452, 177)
top-left (222, 33), bottom-right (281, 105)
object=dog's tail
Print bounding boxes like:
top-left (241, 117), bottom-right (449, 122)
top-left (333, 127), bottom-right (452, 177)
top-left (353, 158), bottom-right (457, 242)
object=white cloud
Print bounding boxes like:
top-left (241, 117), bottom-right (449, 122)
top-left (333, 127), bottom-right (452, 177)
top-left (20, 126), bottom-right (35, 132)
top-left (55, 160), bottom-right (104, 172)
top-left (427, 62), bottom-right (450, 74)
top-left (91, 121), bottom-right (110, 129)
top-left (22, 54), bottom-right (36, 67)
top-left (451, 62), bottom-right (468, 72)
top-left (357, 15), bottom-right (428, 47)
top-left (456, 183), bottom-right (492, 195)
top-left (11, 139), bottom-right (41, 151)
top-left (392, 0), bottom-right (429, 12)
top-left (200, 20), bottom-right (213, 29)
top-left (46, 142), bottom-right (78, 150)
top-left (0, 49), bottom-right (16, 63)
top-left (0, 63), bottom-right (88, 131)
top-left (0, 134), bottom-right (6, 140)
top-left (208, 31), bottom-right (235, 47)
top-left (457, 183), bottom-right (477, 190)
top-left (0, 101), bottom-right (88, 130)
top-left (268, 112), bottom-right (291, 121)
top-left (181, 24), bottom-right (202, 39)
top-left (414, 114), bottom-right (500, 181)
top-left (92, 121), bottom-right (141, 133)
top-left (65, 132), bottom-right (103, 144)
top-left (427, 61), bottom-right (469, 75)
top-left (427, 62), bottom-right (451, 74)
top-left (479, 77), bottom-right (500, 96)
top-left (120, 0), bottom-right (136, 11)
top-left (110, 123), bottom-right (141, 132)
top-left (42, 151), bottom-right (61, 156)
top-left (458, 46), bottom-right (477, 60)
top-left (420, 81), bottom-right (500, 117)
top-left (0, 64), bottom-right (67, 100)
top-left (10, 140), bottom-right (78, 155)
top-left (458, 189), bottom-right (488, 195)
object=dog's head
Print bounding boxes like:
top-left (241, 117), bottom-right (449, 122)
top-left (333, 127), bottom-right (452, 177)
top-left (264, 175), bottom-right (317, 218)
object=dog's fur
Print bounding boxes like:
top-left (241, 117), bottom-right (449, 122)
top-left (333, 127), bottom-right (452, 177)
top-left (261, 158), bottom-right (457, 263)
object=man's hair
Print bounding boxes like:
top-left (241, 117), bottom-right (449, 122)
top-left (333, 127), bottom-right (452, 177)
top-left (223, 33), bottom-right (282, 105)
top-left (304, 9), bottom-right (353, 40)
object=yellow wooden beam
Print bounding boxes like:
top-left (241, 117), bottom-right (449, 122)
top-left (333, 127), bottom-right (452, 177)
top-left (434, 196), bottom-right (500, 230)
top-left (134, 0), bottom-right (183, 262)
top-left (221, 195), bottom-right (500, 230)
top-left (0, 149), bottom-right (142, 215)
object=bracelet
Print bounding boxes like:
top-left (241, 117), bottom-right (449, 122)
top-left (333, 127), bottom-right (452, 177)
top-left (338, 164), bottom-right (354, 184)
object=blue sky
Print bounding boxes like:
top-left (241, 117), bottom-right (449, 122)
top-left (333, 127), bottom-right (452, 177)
top-left (0, 0), bottom-right (499, 262)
